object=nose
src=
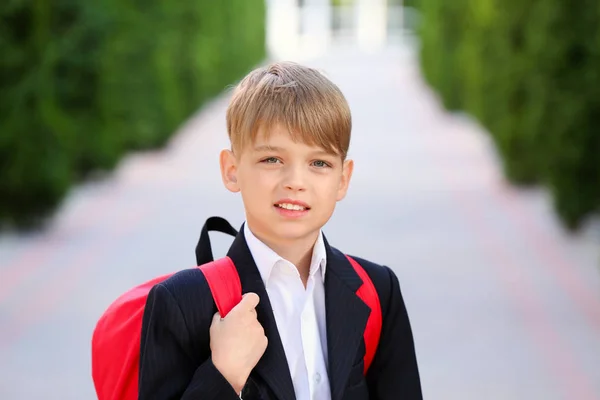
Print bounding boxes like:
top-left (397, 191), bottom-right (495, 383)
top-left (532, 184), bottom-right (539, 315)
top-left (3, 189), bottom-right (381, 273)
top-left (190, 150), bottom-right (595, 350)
top-left (283, 164), bottom-right (307, 192)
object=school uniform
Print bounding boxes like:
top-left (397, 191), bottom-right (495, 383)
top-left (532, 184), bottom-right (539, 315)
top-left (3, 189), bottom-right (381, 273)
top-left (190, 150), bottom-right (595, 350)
top-left (138, 224), bottom-right (423, 400)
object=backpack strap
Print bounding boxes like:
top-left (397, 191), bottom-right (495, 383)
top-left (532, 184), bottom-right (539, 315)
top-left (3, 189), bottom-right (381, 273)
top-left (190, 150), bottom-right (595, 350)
top-left (198, 257), bottom-right (242, 318)
top-left (345, 255), bottom-right (383, 374)
top-left (195, 217), bottom-right (242, 318)
top-left (196, 216), bottom-right (239, 265)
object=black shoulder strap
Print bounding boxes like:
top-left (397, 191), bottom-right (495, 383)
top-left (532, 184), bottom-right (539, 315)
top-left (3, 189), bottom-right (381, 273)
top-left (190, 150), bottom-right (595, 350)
top-left (195, 216), bottom-right (238, 265)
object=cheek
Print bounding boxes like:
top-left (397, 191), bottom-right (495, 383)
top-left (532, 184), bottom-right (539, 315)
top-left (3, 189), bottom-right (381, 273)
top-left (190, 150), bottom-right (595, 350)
top-left (316, 176), bottom-right (343, 205)
top-left (238, 169), bottom-right (277, 198)
top-left (250, 170), bottom-right (278, 190)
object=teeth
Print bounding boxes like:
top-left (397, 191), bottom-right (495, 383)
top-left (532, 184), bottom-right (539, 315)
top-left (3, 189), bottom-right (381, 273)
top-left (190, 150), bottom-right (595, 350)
top-left (277, 203), bottom-right (306, 211)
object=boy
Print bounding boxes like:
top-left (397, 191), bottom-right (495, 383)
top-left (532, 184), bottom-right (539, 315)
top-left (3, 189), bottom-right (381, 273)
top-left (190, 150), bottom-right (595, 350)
top-left (138, 62), bottom-right (422, 399)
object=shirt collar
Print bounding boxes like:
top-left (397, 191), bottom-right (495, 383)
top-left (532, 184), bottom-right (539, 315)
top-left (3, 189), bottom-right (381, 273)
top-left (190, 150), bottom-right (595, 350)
top-left (243, 222), bottom-right (327, 285)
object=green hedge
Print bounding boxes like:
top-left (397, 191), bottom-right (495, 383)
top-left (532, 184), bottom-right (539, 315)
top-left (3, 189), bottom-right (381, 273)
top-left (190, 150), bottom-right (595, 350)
top-left (0, 0), bottom-right (266, 228)
top-left (416, 0), bottom-right (600, 229)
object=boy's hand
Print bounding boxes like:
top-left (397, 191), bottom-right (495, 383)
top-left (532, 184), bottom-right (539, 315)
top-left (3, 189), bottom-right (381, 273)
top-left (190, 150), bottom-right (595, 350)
top-left (210, 292), bottom-right (268, 394)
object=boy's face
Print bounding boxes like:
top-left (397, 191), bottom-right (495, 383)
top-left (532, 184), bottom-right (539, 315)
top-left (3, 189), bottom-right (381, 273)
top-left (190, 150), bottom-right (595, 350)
top-left (220, 124), bottom-right (353, 246)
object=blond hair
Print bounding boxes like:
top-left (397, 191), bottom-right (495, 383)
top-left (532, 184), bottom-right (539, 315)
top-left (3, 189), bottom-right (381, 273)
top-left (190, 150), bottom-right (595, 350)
top-left (226, 61), bottom-right (352, 159)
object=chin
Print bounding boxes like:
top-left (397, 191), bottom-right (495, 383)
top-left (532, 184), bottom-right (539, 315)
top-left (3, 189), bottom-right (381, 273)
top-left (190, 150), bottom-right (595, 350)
top-left (267, 219), bottom-right (322, 241)
top-left (247, 209), bottom-right (329, 241)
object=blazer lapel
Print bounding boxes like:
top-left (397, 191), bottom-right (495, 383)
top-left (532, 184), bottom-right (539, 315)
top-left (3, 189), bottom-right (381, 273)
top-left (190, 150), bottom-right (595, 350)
top-left (227, 229), bottom-right (296, 400)
top-left (323, 239), bottom-right (371, 400)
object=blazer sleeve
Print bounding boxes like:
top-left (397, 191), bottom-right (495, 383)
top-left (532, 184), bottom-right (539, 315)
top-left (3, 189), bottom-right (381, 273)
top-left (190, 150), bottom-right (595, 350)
top-left (366, 266), bottom-right (423, 399)
top-left (138, 283), bottom-right (241, 400)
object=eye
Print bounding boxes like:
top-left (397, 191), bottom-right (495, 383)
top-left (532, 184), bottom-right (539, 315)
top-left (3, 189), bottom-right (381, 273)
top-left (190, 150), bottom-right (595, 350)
top-left (312, 160), bottom-right (331, 168)
top-left (261, 157), bottom-right (281, 164)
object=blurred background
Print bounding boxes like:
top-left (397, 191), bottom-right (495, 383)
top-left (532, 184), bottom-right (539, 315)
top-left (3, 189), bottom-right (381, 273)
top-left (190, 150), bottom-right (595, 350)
top-left (1, 0), bottom-right (600, 399)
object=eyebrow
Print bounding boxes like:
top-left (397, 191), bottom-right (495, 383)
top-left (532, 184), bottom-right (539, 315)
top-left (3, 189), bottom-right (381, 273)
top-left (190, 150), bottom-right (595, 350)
top-left (253, 145), bottom-right (338, 158)
top-left (253, 145), bottom-right (285, 152)
top-left (312, 150), bottom-right (336, 157)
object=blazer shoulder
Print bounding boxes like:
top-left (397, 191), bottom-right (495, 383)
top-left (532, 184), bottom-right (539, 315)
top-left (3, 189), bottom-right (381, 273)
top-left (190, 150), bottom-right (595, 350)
top-left (152, 267), bottom-right (216, 328)
top-left (346, 255), bottom-right (391, 283)
top-left (159, 267), bottom-right (210, 299)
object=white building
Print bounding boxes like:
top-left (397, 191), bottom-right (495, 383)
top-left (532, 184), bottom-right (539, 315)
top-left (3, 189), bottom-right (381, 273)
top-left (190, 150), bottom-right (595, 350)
top-left (265, 0), bottom-right (402, 60)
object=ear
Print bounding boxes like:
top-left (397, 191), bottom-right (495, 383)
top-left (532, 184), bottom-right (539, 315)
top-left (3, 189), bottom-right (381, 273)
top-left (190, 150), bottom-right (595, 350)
top-left (336, 159), bottom-right (354, 201)
top-left (219, 149), bottom-right (240, 193)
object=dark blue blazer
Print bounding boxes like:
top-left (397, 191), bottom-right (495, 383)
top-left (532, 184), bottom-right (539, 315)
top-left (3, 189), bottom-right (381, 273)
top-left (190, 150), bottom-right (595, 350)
top-left (138, 229), bottom-right (422, 400)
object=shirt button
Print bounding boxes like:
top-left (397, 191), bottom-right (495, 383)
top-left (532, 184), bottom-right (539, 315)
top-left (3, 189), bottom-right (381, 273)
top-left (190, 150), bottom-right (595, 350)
top-left (314, 373), bottom-right (321, 384)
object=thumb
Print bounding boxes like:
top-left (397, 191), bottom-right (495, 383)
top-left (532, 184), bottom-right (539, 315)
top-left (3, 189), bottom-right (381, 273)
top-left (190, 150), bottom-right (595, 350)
top-left (230, 292), bottom-right (259, 316)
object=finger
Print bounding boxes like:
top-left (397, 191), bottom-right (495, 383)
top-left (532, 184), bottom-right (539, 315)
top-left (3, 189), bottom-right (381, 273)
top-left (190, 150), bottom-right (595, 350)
top-left (227, 292), bottom-right (259, 319)
top-left (239, 292), bottom-right (260, 310)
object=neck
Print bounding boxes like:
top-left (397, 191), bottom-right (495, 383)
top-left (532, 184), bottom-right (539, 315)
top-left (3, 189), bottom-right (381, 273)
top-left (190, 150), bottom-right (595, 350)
top-left (247, 223), bottom-right (319, 284)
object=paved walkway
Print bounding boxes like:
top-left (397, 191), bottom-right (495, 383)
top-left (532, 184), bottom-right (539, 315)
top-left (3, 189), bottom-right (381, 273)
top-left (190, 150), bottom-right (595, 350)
top-left (1, 41), bottom-right (600, 400)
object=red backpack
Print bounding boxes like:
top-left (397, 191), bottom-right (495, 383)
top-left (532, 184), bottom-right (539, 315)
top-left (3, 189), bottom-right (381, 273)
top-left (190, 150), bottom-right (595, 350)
top-left (91, 217), bottom-right (382, 400)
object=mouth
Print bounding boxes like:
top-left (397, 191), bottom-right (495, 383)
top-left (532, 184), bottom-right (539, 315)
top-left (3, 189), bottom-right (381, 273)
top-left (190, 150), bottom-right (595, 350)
top-left (274, 203), bottom-right (309, 211)
top-left (273, 199), bottom-right (310, 217)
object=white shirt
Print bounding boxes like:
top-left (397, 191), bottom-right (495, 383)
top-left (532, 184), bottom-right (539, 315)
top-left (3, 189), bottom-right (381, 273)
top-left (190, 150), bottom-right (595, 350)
top-left (244, 223), bottom-right (331, 400)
